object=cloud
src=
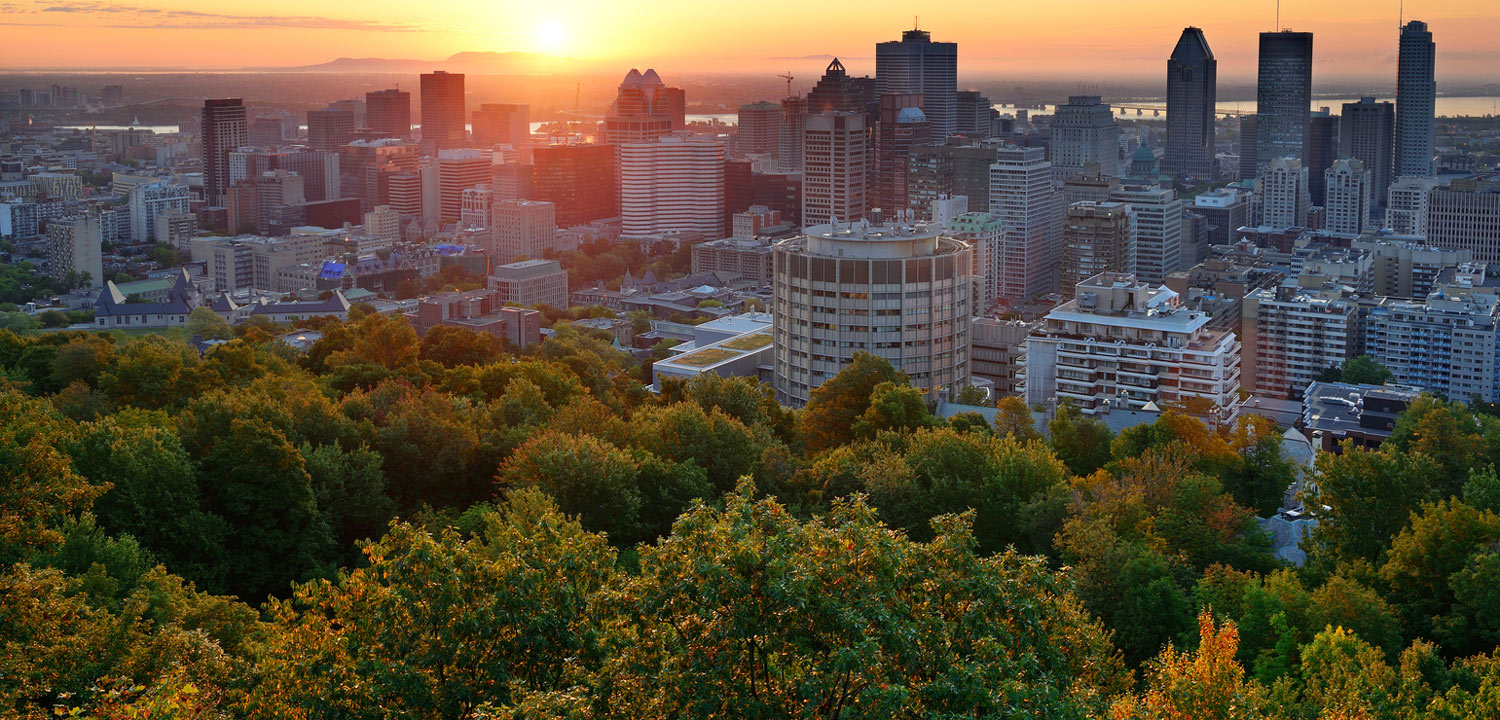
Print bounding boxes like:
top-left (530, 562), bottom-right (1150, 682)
top-left (16, 1), bottom-right (427, 31)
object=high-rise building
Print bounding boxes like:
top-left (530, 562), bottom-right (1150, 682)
top-left (1238, 115), bottom-right (1259, 181)
top-left (461, 185), bottom-right (493, 229)
top-left (620, 135), bottom-right (726, 238)
top-left (472, 103), bottom-right (530, 149)
top-left (738, 101), bottom-right (782, 157)
top-left (604, 69), bottom-right (675, 145)
top-left (1109, 184), bottom-right (1182, 285)
top-left (1427, 175), bottom-right (1500, 263)
top-left (437, 148), bottom-right (492, 222)
top-left (989, 145), bottom-right (1061, 299)
top-left (908, 141), bottom-right (1001, 213)
top-left (1050, 96), bottom-right (1122, 176)
top-left (1366, 275), bottom-right (1500, 402)
top-left (307, 107), bottom-right (356, 153)
top-left (1165, 27), bottom-right (1218, 179)
top-left (1307, 111), bottom-right (1337, 205)
top-left (201, 98), bottom-right (248, 206)
top-left (802, 112), bottom-right (868, 226)
top-left (128, 181), bottom-right (191, 243)
top-left (419, 71), bottom-right (467, 151)
top-left (1241, 285), bottom-right (1358, 396)
top-left (1024, 273), bottom-right (1242, 425)
top-left (954, 90), bottom-right (993, 137)
top-left (771, 218), bottom-right (973, 406)
top-left (492, 200), bottom-right (557, 262)
top-left (47, 214), bottom-right (103, 288)
top-left (366, 89), bottom-right (412, 140)
top-left (531, 144), bottom-right (619, 227)
top-left (1061, 201), bottom-right (1135, 296)
top-left (806, 58), bottom-right (864, 115)
top-left (875, 94), bottom-right (929, 212)
top-left (876, 28), bottom-right (958, 140)
top-left (1324, 158), bottom-right (1372, 236)
top-left (777, 97), bottom-right (807, 172)
top-left (489, 259), bottom-right (569, 309)
top-left (1395, 20), bottom-right (1436, 178)
top-left (948, 211), bottom-right (1004, 306)
top-left (1340, 98), bottom-right (1395, 202)
top-left (1258, 156), bottom-right (1310, 230)
top-left (1061, 163), bottom-right (1122, 206)
top-left (1192, 188), bottom-right (1250, 246)
top-left (1255, 31), bottom-right (1314, 169)
top-left (1385, 176), bottom-right (1438, 236)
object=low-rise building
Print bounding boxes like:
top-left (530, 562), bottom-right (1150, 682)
top-left (489, 258), bottom-right (569, 309)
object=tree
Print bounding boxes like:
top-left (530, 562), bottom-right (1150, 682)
top-left (420, 325), bottom-right (504, 368)
top-left (1306, 444), bottom-right (1443, 563)
top-left (852, 381), bottom-right (936, 439)
top-left (952, 384), bottom-right (990, 406)
top-left (1225, 414), bottom-right (1297, 516)
top-left (0, 389), bottom-right (101, 560)
top-left (98, 335), bottom-right (202, 410)
top-left (1341, 355), bottom-right (1393, 386)
top-left (498, 431), bottom-right (646, 544)
top-left (251, 491), bottom-right (620, 720)
top-left (1109, 613), bottom-right (1265, 720)
top-left (630, 402), bottom-right (768, 491)
top-left (1379, 498), bottom-right (1500, 653)
top-left (185, 307), bottom-right (233, 341)
top-left (992, 395), bottom-right (1041, 442)
top-left (800, 352), bottom-right (906, 453)
top-left (1048, 400), bottom-right (1114, 476)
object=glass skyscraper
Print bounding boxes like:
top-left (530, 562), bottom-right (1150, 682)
top-left (1395, 20), bottom-right (1436, 178)
top-left (875, 29), bottom-right (958, 141)
top-left (1255, 31), bottom-right (1313, 170)
top-left (1164, 27), bottom-right (1217, 179)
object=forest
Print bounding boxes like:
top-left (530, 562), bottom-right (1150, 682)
top-left (1, 305), bottom-right (1498, 718)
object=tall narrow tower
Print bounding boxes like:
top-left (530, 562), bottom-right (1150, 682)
top-left (419, 71), bottom-right (467, 152)
top-left (1395, 20), bottom-right (1436, 178)
top-left (1255, 30), bottom-right (1313, 170)
top-left (201, 98), bottom-right (247, 206)
top-left (1164, 27), bottom-right (1217, 179)
top-left (876, 28), bottom-right (958, 140)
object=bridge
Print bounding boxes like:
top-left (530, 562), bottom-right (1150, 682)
top-left (1111, 104), bottom-right (1251, 119)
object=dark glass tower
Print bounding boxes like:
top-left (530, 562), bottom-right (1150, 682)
top-left (1255, 31), bottom-right (1313, 170)
top-left (1164, 27), bottom-right (1217, 179)
top-left (875, 28), bottom-right (958, 140)
top-left (1395, 20), bottom-right (1435, 177)
top-left (1340, 98), bottom-right (1395, 203)
top-left (201, 98), bottom-right (247, 206)
top-left (419, 71), bottom-right (466, 152)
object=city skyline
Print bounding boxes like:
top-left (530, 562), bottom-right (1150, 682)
top-left (1, 1), bottom-right (1498, 84)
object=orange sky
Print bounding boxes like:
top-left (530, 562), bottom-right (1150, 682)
top-left (1, 0), bottom-right (1496, 83)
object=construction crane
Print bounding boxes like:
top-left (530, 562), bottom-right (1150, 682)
top-left (777, 72), bottom-right (794, 98)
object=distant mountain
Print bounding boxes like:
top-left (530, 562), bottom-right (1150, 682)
top-left (279, 51), bottom-right (577, 74)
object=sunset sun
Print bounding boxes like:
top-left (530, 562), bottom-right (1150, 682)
top-left (535, 20), bottom-right (566, 53)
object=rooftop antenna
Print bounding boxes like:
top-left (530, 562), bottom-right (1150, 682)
top-left (914, 15), bottom-right (919, 30)
top-left (1399, 0), bottom-right (1404, 26)
top-left (1276, 0), bottom-right (1280, 30)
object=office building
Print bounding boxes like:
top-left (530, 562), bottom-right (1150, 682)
top-left (1324, 158), bottom-right (1372, 236)
top-left (738, 101), bottom-right (781, 156)
top-left (472, 103), bottom-right (530, 149)
top-left (771, 218), bottom-right (973, 406)
top-left (307, 107), bottom-right (356, 153)
top-left (620, 135), bottom-right (726, 238)
top-left (1427, 175), bottom-right (1500, 263)
top-left (1340, 98), bottom-right (1395, 202)
top-left (806, 58), bottom-right (864, 115)
top-left (532, 144), bottom-right (618, 227)
top-left (1192, 188), bottom-right (1250, 246)
top-left (876, 28), bottom-right (958, 140)
top-left (989, 144), bottom-right (1061, 299)
top-left (47, 214), bottom-right (104, 288)
top-left (909, 141), bottom-right (1000, 213)
top-left (1024, 272), bottom-right (1242, 425)
top-left (802, 112), bottom-right (868, 226)
top-left (971, 316), bottom-right (1038, 395)
top-left (1259, 156), bottom-right (1310, 230)
top-left (128, 181), bottom-right (191, 243)
top-left (777, 96), bottom-right (807, 172)
top-left (155, 211), bottom-right (196, 251)
top-left (461, 185), bottom-right (493, 229)
top-left (1061, 201), bottom-right (1135, 297)
top-left (875, 94), bottom-right (929, 212)
top-left (437, 148), bottom-right (491, 222)
top-left (1307, 111), bottom-right (1337, 204)
top-left (489, 258), bottom-right (569, 308)
top-left (1385, 176), bottom-right (1438, 236)
top-left (492, 200), bottom-right (557, 262)
top-left (1109, 183), bottom-right (1182, 285)
top-left (1256, 31), bottom-right (1314, 169)
top-left (954, 90), bottom-right (993, 137)
top-left (605, 68), bottom-right (675, 145)
top-left (1356, 236), bottom-right (1470, 298)
top-left (1164, 27), bottom-right (1218, 179)
top-left (366, 88), bottom-right (412, 140)
top-left (1241, 285), bottom-right (1359, 396)
top-left (1395, 20), bottom-right (1436, 178)
top-left (202, 98), bottom-right (248, 206)
top-left (1238, 115), bottom-right (1259, 181)
top-left (420, 71), bottom-right (466, 151)
top-left (1366, 277), bottom-right (1500, 402)
top-left (692, 236), bottom-right (775, 288)
top-left (1050, 96), bottom-right (1122, 176)
top-left (1061, 164), bottom-right (1122, 206)
top-left (364, 204), bottom-right (401, 244)
top-left (948, 211), bottom-right (1004, 306)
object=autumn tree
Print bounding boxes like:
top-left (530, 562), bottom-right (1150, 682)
top-left (800, 351), bottom-right (906, 453)
top-left (1109, 612), bottom-right (1266, 720)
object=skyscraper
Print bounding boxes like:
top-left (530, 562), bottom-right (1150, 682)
top-left (365, 88), bottom-right (412, 140)
top-left (472, 104), bottom-right (531, 150)
top-left (1340, 98), bottom-right (1395, 202)
top-left (802, 112), bottom-right (868, 226)
top-left (604, 69), bottom-right (675, 145)
top-left (437, 149), bottom-right (491, 222)
top-left (1061, 201), bottom-right (1135, 297)
top-left (1050, 96), bottom-right (1122, 176)
top-left (737, 101), bottom-right (782, 156)
top-left (1395, 20), bottom-right (1436, 178)
top-left (806, 59), bottom-right (864, 114)
top-left (1238, 115), bottom-right (1259, 181)
top-left (1258, 156), bottom-right (1311, 230)
top-left (1324, 158), bottom-right (1372, 236)
top-left (201, 98), bottom-right (248, 206)
top-left (777, 96), bottom-right (807, 173)
top-left (306, 107), bottom-right (355, 153)
top-left (1109, 184), bottom-right (1182, 285)
top-left (531, 144), bottom-right (619, 227)
top-left (620, 135), bottom-right (726, 238)
top-left (1307, 110), bottom-right (1337, 205)
top-left (1165, 27), bottom-right (1217, 179)
top-left (1255, 31), bottom-right (1313, 169)
top-left (989, 145), bottom-right (1061, 299)
top-left (875, 94), bottom-right (928, 212)
top-left (876, 28), bottom-right (958, 140)
top-left (419, 71), bottom-right (466, 152)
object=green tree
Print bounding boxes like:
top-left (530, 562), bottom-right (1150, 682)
top-left (0, 389), bottom-right (101, 560)
top-left (852, 381), bottom-right (936, 439)
top-left (1306, 443), bottom-right (1443, 563)
top-left (630, 402), bottom-right (768, 491)
top-left (185, 307), bottom-right (234, 341)
top-left (498, 431), bottom-right (646, 544)
top-left (1048, 400), bottom-right (1114, 476)
top-left (1341, 354), bottom-right (1393, 386)
top-left (420, 325), bottom-right (505, 368)
top-left (800, 351), bottom-right (905, 453)
top-left (1379, 498), bottom-right (1500, 653)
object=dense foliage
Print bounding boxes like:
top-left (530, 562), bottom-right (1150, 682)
top-left (2, 315), bottom-right (1498, 718)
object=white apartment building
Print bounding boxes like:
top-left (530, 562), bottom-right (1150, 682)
top-left (1258, 156), bottom-right (1310, 230)
top-left (620, 134), bottom-right (726, 238)
top-left (1109, 184), bottom-right (1181, 285)
top-left (1240, 285), bottom-right (1358, 396)
top-left (1024, 272), bottom-right (1242, 426)
top-left (1385, 176), bottom-right (1438, 237)
top-left (128, 181), bottom-right (191, 243)
top-left (1365, 267), bottom-right (1500, 402)
top-left (1323, 158), bottom-right (1372, 236)
top-left (989, 145), bottom-right (1061, 299)
top-left (947, 211), bottom-right (1004, 306)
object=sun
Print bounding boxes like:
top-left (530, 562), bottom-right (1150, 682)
top-left (535, 21), bottom-right (567, 52)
